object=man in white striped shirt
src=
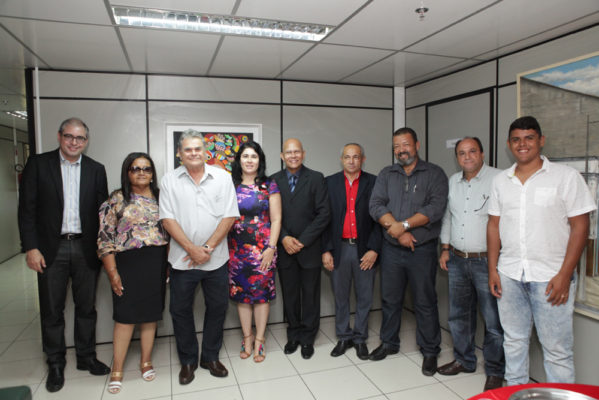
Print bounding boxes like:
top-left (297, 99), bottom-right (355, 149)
top-left (19, 118), bottom-right (110, 392)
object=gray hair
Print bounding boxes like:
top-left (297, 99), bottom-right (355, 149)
top-left (340, 142), bottom-right (365, 158)
top-left (59, 117), bottom-right (89, 137)
top-left (178, 129), bottom-right (204, 150)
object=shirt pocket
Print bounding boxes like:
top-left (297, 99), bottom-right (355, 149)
top-left (534, 187), bottom-right (557, 207)
top-left (205, 194), bottom-right (225, 217)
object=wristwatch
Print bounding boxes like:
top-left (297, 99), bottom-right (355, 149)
top-left (203, 244), bottom-right (214, 253)
top-left (402, 220), bottom-right (410, 230)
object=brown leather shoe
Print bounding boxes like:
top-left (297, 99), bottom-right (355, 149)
top-left (437, 360), bottom-right (475, 376)
top-left (178, 363), bottom-right (197, 385)
top-left (483, 375), bottom-right (504, 391)
top-left (199, 360), bottom-right (228, 378)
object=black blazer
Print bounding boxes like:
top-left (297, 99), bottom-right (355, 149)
top-left (322, 171), bottom-right (382, 263)
top-left (18, 149), bottom-right (108, 269)
top-left (272, 166), bottom-right (331, 269)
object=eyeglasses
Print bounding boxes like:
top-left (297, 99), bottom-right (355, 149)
top-left (61, 133), bottom-right (88, 144)
top-left (129, 166), bottom-right (152, 174)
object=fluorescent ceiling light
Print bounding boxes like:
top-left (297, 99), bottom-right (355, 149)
top-left (5, 111), bottom-right (27, 120)
top-left (112, 5), bottom-right (335, 42)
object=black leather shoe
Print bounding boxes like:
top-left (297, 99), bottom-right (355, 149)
top-left (437, 360), bottom-right (475, 376)
top-left (483, 375), bottom-right (504, 391)
top-left (46, 365), bottom-right (65, 392)
top-left (422, 356), bottom-right (437, 376)
top-left (200, 360), bottom-right (228, 377)
top-left (330, 340), bottom-right (354, 357)
top-left (284, 340), bottom-right (300, 354)
top-left (179, 363), bottom-right (198, 385)
top-left (301, 344), bottom-right (314, 359)
top-left (76, 358), bottom-right (110, 375)
top-left (368, 344), bottom-right (399, 361)
top-left (355, 343), bottom-right (369, 360)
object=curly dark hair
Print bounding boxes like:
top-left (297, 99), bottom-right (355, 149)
top-left (119, 152), bottom-right (160, 203)
top-left (231, 141), bottom-right (267, 187)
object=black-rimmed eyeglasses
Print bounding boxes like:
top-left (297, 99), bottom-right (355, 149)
top-left (61, 133), bottom-right (88, 144)
top-left (129, 166), bottom-right (152, 174)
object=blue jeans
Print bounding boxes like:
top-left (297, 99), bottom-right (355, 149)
top-left (447, 254), bottom-right (504, 376)
top-left (169, 263), bottom-right (229, 365)
top-left (497, 272), bottom-right (576, 385)
top-left (379, 240), bottom-right (441, 356)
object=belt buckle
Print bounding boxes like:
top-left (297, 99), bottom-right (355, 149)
top-left (348, 238), bottom-right (357, 245)
top-left (463, 251), bottom-right (469, 258)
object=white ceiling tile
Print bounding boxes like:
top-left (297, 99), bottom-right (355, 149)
top-left (235, 0), bottom-right (366, 25)
top-left (0, 18), bottom-right (129, 70)
top-left (0, 0), bottom-right (112, 24)
top-left (404, 59), bottom-right (482, 87)
top-left (121, 27), bottom-right (220, 75)
top-left (108, 0), bottom-right (237, 15)
top-left (0, 27), bottom-right (41, 69)
top-left (324, 0), bottom-right (497, 50)
top-left (475, 11), bottom-right (599, 61)
top-left (406, 0), bottom-right (599, 58)
top-left (343, 52), bottom-right (467, 86)
top-left (281, 44), bottom-right (392, 82)
top-left (210, 36), bottom-right (311, 78)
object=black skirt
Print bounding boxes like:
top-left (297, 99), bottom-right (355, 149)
top-left (112, 245), bottom-right (167, 324)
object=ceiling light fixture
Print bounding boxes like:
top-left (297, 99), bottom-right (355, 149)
top-left (112, 5), bottom-right (335, 42)
top-left (415, 2), bottom-right (429, 21)
top-left (5, 111), bottom-right (27, 120)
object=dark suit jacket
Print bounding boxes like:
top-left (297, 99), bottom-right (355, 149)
top-left (272, 165), bottom-right (331, 269)
top-left (18, 149), bottom-right (108, 269)
top-left (322, 171), bottom-right (382, 264)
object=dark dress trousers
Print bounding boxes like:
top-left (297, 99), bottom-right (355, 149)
top-left (18, 149), bottom-right (108, 366)
top-left (271, 166), bottom-right (330, 345)
top-left (322, 171), bottom-right (381, 342)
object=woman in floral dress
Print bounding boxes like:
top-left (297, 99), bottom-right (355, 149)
top-left (228, 142), bottom-right (282, 362)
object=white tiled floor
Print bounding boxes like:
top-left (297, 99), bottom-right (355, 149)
top-left (0, 254), bottom-right (490, 400)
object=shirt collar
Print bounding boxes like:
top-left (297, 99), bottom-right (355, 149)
top-left (176, 164), bottom-right (214, 183)
top-left (391, 158), bottom-right (426, 175)
top-left (460, 163), bottom-right (487, 182)
top-left (58, 150), bottom-right (82, 165)
top-left (506, 155), bottom-right (549, 178)
top-left (344, 170), bottom-right (362, 184)
top-left (285, 165), bottom-right (303, 179)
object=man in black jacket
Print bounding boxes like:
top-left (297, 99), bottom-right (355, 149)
top-left (271, 138), bottom-right (330, 359)
top-left (322, 143), bottom-right (381, 360)
top-left (18, 117), bottom-right (110, 392)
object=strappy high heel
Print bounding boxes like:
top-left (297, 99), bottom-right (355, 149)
top-left (141, 361), bottom-right (155, 381)
top-left (254, 337), bottom-right (266, 363)
top-left (107, 371), bottom-right (123, 394)
top-left (240, 334), bottom-right (254, 359)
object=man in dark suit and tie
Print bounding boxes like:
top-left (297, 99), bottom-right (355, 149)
top-left (272, 138), bottom-right (330, 359)
top-left (18, 117), bottom-right (110, 392)
top-left (322, 143), bottom-right (381, 360)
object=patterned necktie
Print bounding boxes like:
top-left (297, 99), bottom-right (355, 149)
top-left (289, 175), bottom-right (298, 192)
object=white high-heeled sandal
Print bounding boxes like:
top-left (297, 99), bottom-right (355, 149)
top-left (107, 371), bottom-right (123, 394)
top-left (141, 361), bottom-right (156, 381)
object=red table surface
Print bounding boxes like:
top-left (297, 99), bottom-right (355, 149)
top-left (468, 383), bottom-right (599, 400)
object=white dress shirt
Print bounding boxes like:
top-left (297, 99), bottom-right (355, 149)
top-left (159, 164), bottom-right (240, 271)
top-left (488, 156), bottom-right (596, 282)
top-left (59, 151), bottom-right (82, 234)
top-left (440, 163), bottom-right (500, 252)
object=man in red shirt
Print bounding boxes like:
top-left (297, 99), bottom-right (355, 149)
top-left (322, 143), bottom-right (381, 359)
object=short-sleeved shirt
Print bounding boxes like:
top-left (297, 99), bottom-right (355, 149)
top-left (369, 159), bottom-right (448, 246)
top-left (159, 164), bottom-right (240, 271)
top-left (440, 164), bottom-right (501, 252)
top-left (488, 156), bottom-right (596, 282)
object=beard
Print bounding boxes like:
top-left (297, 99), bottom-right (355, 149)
top-left (395, 152), bottom-right (415, 166)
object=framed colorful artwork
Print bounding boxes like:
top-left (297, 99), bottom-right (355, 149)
top-left (166, 123), bottom-right (262, 173)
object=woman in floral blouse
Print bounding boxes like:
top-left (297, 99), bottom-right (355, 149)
top-left (97, 152), bottom-right (168, 394)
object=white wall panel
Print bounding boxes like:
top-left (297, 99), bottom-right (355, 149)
top-left (282, 106), bottom-right (392, 177)
top-left (37, 100), bottom-right (147, 192)
top-left (427, 92), bottom-right (492, 177)
top-left (38, 71), bottom-right (146, 99)
top-left (406, 61), bottom-right (496, 108)
top-left (148, 101), bottom-right (281, 181)
top-left (498, 25), bottom-right (599, 85)
top-left (283, 81), bottom-right (392, 108)
top-left (497, 85), bottom-right (517, 169)
top-left (405, 106), bottom-right (426, 160)
top-left (0, 139), bottom-right (20, 261)
top-left (148, 76), bottom-right (280, 103)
